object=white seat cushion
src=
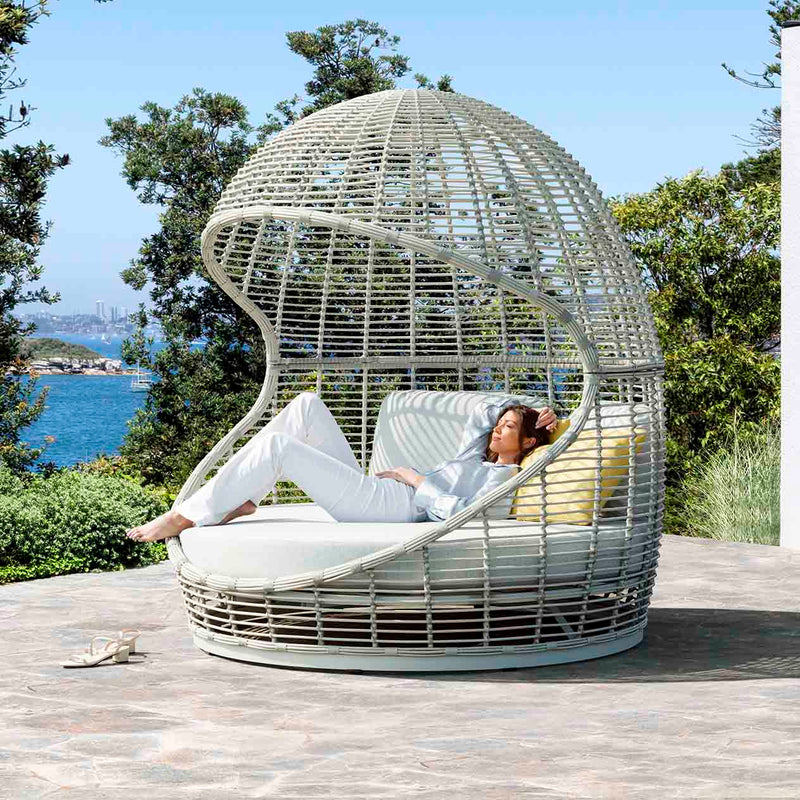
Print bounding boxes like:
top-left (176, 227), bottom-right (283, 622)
top-left (179, 392), bottom-right (657, 586)
top-left (180, 503), bottom-right (652, 586)
top-left (368, 390), bottom-right (544, 475)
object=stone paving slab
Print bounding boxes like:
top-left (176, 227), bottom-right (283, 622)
top-left (1, 534), bottom-right (799, 798)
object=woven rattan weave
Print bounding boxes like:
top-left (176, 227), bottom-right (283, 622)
top-left (168, 89), bottom-right (666, 671)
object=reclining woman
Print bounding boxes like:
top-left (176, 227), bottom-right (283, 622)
top-left (126, 392), bottom-right (557, 542)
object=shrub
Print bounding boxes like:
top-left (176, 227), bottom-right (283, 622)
top-left (75, 454), bottom-right (179, 504)
top-left (681, 420), bottom-right (780, 546)
top-left (0, 466), bottom-right (170, 584)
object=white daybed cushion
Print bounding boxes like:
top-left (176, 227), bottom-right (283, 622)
top-left (180, 392), bottom-right (656, 586)
top-left (180, 503), bottom-right (652, 585)
top-left (368, 390), bottom-right (657, 516)
top-left (368, 390), bottom-right (544, 475)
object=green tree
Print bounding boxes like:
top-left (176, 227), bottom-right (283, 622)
top-left (719, 147), bottom-right (781, 191)
top-left (718, 2), bottom-right (800, 190)
top-left (275, 19), bottom-right (452, 124)
top-left (100, 89), bottom-right (275, 486)
top-left (610, 170), bottom-right (780, 492)
top-left (0, 1), bottom-right (70, 473)
top-left (103, 20), bottom-right (453, 486)
top-left (722, 0), bottom-right (800, 152)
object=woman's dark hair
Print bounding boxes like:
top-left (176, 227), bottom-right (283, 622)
top-left (484, 405), bottom-right (550, 465)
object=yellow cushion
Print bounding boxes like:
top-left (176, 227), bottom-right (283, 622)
top-left (512, 427), bottom-right (646, 525)
top-left (548, 418), bottom-right (572, 444)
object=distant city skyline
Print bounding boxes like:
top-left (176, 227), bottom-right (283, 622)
top-left (26, 300), bottom-right (144, 319)
top-left (95, 300), bottom-right (129, 324)
top-left (20, 305), bottom-right (164, 340)
top-left (24, 301), bottom-right (134, 321)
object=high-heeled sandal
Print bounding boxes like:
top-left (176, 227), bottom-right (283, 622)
top-left (61, 636), bottom-right (131, 669)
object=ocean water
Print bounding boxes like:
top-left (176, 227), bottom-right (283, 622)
top-left (18, 333), bottom-right (167, 468)
top-left (21, 374), bottom-right (149, 466)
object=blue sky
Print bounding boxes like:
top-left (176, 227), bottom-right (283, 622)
top-left (9, 0), bottom-right (780, 315)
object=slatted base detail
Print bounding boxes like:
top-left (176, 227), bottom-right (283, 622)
top-left (190, 625), bottom-right (644, 673)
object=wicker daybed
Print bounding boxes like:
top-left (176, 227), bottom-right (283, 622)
top-left (167, 89), bottom-right (665, 672)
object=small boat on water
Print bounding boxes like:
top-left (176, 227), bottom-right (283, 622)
top-left (130, 362), bottom-right (153, 392)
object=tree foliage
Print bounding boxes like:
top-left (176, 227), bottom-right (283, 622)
top-left (722, 0), bottom-right (800, 151)
top-left (274, 19), bottom-right (452, 124)
top-left (720, 147), bottom-right (781, 190)
top-left (100, 89), bottom-right (274, 485)
top-left (610, 170), bottom-right (780, 488)
top-left (104, 19), bottom-right (453, 486)
top-left (0, 1), bottom-right (68, 473)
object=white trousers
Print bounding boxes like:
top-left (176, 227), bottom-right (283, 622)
top-left (175, 392), bottom-right (426, 526)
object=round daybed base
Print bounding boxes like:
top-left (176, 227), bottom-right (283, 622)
top-left (191, 629), bottom-right (644, 674)
top-left (175, 495), bottom-right (655, 672)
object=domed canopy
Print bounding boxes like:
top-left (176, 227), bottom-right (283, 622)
top-left (209, 89), bottom-right (662, 371)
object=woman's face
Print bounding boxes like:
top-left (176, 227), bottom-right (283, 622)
top-left (489, 410), bottom-right (527, 461)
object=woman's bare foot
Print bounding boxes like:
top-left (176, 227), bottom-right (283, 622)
top-left (126, 510), bottom-right (194, 543)
top-left (220, 500), bottom-right (257, 525)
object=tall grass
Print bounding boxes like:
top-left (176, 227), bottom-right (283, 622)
top-left (682, 421), bottom-right (780, 546)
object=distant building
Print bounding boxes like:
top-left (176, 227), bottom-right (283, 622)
top-left (96, 299), bottom-right (106, 321)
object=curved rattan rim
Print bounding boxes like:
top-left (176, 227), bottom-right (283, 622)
top-left (168, 207), bottom-right (613, 592)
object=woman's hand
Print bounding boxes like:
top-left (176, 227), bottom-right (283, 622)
top-left (376, 467), bottom-right (425, 488)
top-left (536, 406), bottom-right (558, 433)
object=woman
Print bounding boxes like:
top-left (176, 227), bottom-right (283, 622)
top-left (126, 392), bottom-right (557, 542)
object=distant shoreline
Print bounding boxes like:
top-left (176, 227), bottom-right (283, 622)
top-left (5, 369), bottom-right (141, 377)
top-left (39, 371), bottom-right (140, 376)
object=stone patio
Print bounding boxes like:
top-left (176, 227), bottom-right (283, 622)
top-left (1, 534), bottom-right (799, 798)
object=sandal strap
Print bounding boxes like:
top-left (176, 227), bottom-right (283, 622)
top-left (88, 635), bottom-right (119, 654)
top-left (65, 654), bottom-right (91, 664)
